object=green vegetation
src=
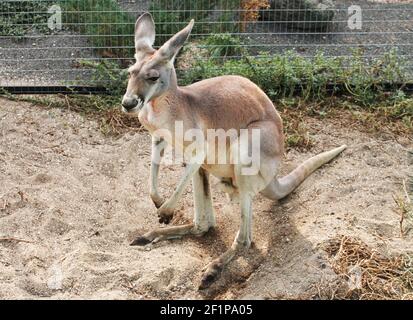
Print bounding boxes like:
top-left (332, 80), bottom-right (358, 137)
top-left (149, 0), bottom-right (239, 45)
top-left (0, 1), bottom-right (53, 37)
top-left (201, 33), bottom-right (244, 60)
top-left (380, 91), bottom-right (413, 129)
top-left (79, 59), bottom-right (128, 96)
top-left (59, 0), bottom-right (135, 57)
top-left (0, 0), bottom-right (135, 57)
top-left (182, 39), bottom-right (410, 107)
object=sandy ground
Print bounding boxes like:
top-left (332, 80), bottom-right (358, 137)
top-left (0, 97), bottom-right (412, 300)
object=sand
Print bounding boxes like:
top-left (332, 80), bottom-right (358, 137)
top-left (0, 97), bottom-right (412, 299)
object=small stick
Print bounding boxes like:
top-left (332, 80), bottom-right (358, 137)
top-left (403, 179), bottom-right (411, 205)
top-left (65, 95), bottom-right (72, 111)
top-left (1, 199), bottom-right (9, 210)
top-left (399, 207), bottom-right (405, 238)
top-left (0, 237), bottom-right (33, 244)
top-left (18, 191), bottom-right (25, 202)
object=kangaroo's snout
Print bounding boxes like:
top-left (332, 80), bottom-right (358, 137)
top-left (122, 95), bottom-right (143, 111)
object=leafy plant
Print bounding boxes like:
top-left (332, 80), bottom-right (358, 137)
top-left (201, 33), bottom-right (244, 60)
top-left (79, 59), bottom-right (128, 96)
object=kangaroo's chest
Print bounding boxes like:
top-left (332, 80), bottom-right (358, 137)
top-left (138, 101), bottom-right (187, 147)
top-left (139, 102), bottom-right (236, 179)
top-left (138, 101), bottom-right (168, 134)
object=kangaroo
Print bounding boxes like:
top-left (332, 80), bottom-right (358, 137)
top-left (122, 13), bottom-right (347, 289)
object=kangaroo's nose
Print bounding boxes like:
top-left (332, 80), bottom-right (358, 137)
top-left (122, 96), bottom-right (138, 111)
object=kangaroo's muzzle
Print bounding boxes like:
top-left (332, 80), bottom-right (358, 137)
top-left (121, 95), bottom-right (144, 113)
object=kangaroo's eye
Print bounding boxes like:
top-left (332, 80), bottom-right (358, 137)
top-left (147, 76), bottom-right (160, 82)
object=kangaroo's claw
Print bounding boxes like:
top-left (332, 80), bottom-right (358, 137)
top-left (157, 207), bottom-right (174, 224)
top-left (199, 262), bottom-right (224, 290)
top-left (130, 236), bottom-right (153, 246)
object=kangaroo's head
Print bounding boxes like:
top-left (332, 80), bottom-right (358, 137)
top-left (122, 13), bottom-right (194, 113)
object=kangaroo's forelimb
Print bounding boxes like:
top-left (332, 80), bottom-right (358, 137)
top-left (150, 136), bottom-right (167, 209)
top-left (157, 155), bottom-right (204, 224)
top-left (131, 168), bottom-right (215, 245)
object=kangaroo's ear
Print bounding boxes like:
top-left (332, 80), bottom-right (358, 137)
top-left (135, 13), bottom-right (156, 58)
top-left (156, 19), bottom-right (194, 63)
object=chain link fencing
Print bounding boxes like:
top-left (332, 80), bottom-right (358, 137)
top-left (0, 0), bottom-right (411, 93)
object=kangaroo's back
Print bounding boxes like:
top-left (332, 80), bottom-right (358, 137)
top-left (180, 75), bottom-right (282, 131)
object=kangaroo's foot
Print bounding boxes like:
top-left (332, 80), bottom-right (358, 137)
top-left (130, 223), bottom-right (210, 246)
top-left (199, 241), bottom-right (250, 290)
top-left (199, 261), bottom-right (224, 290)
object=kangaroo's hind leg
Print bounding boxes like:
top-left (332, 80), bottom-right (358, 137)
top-left (199, 120), bottom-right (282, 289)
top-left (199, 189), bottom-right (253, 289)
top-left (192, 168), bottom-right (216, 234)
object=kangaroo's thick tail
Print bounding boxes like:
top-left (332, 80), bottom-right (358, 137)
top-left (261, 145), bottom-right (347, 200)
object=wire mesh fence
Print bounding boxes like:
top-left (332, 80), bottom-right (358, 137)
top-left (0, 0), bottom-right (412, 92)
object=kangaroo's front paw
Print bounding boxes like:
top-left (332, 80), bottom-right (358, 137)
top-left (199, 261), bottom-right (224, 290)
top-left (151, 194), bottom-right (165, 209)
top-left (157, 206), bottom-right (174, 224)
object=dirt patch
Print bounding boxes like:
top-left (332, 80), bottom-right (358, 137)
top-left (0, 97), bottom-right (412, 299)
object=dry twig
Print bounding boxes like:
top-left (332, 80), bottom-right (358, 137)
top-left (0, 237), bottom-right (33, 244)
